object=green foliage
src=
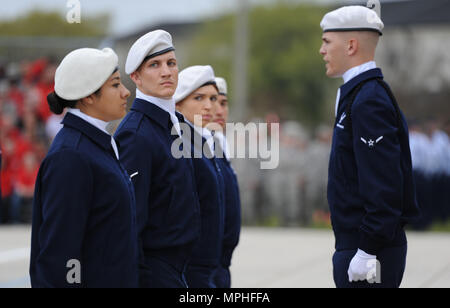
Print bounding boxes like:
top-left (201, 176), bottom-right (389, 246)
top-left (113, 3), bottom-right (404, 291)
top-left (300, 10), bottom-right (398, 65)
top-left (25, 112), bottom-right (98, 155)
top-left (185, 4), bottom-right (333, 126)
top-left (430, 220), bottom-right (450, 232)
top-left (0, 10), bottom-right (110, 37)
top-left (185, 15), bottom-right (235, 97)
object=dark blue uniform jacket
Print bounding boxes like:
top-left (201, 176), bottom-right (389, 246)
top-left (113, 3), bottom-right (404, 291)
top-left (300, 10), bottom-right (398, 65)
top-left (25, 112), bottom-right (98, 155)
top-left (30, 112), bottom-right (139, 288)
top-left (216, 156), bottom-right (241, 268)
top-left (114, 99), bottom-right (201, 277)
top-left (328, 68), bottom-right (420, 255)
top-left (185, 123), bottom-right (225, 267)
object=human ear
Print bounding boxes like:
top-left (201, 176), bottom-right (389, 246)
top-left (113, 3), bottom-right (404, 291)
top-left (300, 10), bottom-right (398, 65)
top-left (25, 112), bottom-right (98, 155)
top-left (130, 71), bottom-right (142, 87)
top-left (80, 95), bottom-right (96, 106)
top-left (348, 38), bottom-right (358, 56)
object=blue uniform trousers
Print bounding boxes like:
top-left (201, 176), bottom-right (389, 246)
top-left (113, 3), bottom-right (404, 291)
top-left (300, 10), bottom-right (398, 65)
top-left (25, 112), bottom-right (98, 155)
top-left (333, 244), bottom-right (407, 288)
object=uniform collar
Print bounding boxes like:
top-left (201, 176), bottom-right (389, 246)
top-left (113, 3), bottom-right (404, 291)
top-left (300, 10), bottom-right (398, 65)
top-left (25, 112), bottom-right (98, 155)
top-left (214, 131), bottom-right (230, 161)
top-left (68, 108), bottom-right (110, 135)
top-left (131, 98), bottom-right (186, 130)
top-left (175, 112), bottom-right (185, 122)
top-left (135, 89), bottom-right (176, 117)
top-left (339, 68), bottom-right (383, 102)
top-left (62, 112), bottom-right (112, 152)
top-left (185, 119), bottom-right (215, 157)
top-left (342, 61), bottom-right (377, 84)
top-left (131, 98), bottom-right (172, 129)
top-left (185, 119), bottom-right (210, 140)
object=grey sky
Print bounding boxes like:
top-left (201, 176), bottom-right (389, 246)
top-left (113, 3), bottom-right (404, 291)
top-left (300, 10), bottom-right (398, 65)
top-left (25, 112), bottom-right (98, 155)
top-left (0, 0), bottom-right (405, 37)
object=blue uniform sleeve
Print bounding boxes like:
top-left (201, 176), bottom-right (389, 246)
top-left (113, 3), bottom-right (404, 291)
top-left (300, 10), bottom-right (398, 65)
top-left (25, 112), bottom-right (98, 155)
top-left (352, 95), bottom-right (404, 255)
top-left (33, 150), bottom-right (93, 288)
top-left (115, 129), bottom-right (152, 268)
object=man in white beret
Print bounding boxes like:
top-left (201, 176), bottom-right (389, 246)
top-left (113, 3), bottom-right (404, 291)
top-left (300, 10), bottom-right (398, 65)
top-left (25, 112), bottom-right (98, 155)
top-left (115, 30), bottom-right (201, 288)
top-left (319, 5), bottom-right (420, 288)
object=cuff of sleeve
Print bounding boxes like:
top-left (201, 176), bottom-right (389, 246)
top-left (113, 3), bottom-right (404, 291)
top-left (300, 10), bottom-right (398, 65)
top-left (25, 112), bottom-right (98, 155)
top-left (358, 231), bottom-right (384, 255)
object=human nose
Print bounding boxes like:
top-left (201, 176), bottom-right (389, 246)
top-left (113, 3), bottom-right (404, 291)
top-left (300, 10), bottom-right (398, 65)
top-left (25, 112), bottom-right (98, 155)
top-left (161, 63), bottom-right (171, 77)
top-left (204, 99), bottom-right (212, 111)
top-left (215, 104), bottom-right (223, 116)
top-left (319, 44), bottom-right (326, 56)
top-left (121, 84), bottom-right (131, 98)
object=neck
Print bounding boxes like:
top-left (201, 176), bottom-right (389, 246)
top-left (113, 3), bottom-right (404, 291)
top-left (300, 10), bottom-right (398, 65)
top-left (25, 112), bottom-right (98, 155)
top-left (78, 105), bottom-right (109, 122)
top-left (346, 55), bottom-right (375, 71)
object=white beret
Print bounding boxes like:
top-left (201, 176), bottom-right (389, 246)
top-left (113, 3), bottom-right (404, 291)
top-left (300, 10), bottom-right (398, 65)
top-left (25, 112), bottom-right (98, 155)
top-left (54, 48), bottom-right (118, 100)
top-left (125, 29), bottom-right (175, 74)
top-left (215, 77), bottom-right (228, 96)
top-left (174, 65), bottom-right (216, 104)
top-left (320, 6), bottom-right (384, 35)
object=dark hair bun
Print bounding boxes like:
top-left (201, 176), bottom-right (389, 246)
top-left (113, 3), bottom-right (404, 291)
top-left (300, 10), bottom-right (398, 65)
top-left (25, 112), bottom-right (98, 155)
top-left (47, 92), bottom-right (77, 115)
top-left (47, 92), bottom-right (65, 114)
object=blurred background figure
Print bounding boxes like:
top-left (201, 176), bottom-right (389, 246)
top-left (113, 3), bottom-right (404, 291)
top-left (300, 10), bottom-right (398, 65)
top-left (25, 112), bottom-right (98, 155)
top-left (305, 125), bottom-right (333, 227)
top-left (10, 151), bottom-right (39, 223)
top-left (409, 118), bottom-right (450, 230)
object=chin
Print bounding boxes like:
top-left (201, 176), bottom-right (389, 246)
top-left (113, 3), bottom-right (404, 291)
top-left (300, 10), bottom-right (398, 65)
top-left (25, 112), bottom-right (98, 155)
top-left (327, 70), bottom-right (340, 78)
top-left (159, 88), bottom-right (176, 98)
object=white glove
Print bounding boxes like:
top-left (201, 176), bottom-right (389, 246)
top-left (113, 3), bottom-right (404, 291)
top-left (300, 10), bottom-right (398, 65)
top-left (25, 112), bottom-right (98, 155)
top-left (348, 249), bottom-right (378, 283)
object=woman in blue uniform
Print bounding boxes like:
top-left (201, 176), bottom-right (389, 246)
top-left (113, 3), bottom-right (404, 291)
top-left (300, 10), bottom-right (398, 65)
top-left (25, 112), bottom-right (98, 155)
top-left (30, 48), bottom-right (138, 288)
top-left (211, 77), bottom-right (242, 288)
top-left (174, 65), bottom-right (225, 288)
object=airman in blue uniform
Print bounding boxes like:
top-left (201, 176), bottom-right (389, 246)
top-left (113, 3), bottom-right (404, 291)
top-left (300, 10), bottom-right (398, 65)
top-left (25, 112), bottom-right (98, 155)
top-left (30, 48), bottom-right (138, 288)
top-left (320, 5), bottom-right (420, 288)
top-left (174, 65), bottom-right (226, 288)
top-left (115, 30), bottom-right (201, 288)
top-left (211, 77), bottom-right (242, 288)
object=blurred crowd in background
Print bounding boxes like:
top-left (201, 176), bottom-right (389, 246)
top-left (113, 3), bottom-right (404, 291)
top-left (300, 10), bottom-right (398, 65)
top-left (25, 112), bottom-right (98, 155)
top-left (235, 117), bottom-right (450, 229)
top-left (409, 120), bottom-right (450, 230)
top-left (1, 56), bottom-right (448, 228)
top-left (0, 57), bottom-right (64, 224)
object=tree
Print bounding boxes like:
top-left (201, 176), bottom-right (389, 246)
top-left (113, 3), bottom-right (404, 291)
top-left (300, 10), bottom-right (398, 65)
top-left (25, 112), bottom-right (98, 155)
top-left (185, 4), bottom-right (337, 127)
top-left (0, 10), bottom-right (110, 37)
top-left (0, 11), bottom-right (110, 61)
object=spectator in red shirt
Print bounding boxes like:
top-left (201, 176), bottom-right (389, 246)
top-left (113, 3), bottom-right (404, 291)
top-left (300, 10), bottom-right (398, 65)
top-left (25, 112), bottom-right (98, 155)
top-left (0, 144), bottom-right (14, 223)
top-left (10, 151), bottom-right (39, 223)
top-left (34, 60), bottom-right (56, 122)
